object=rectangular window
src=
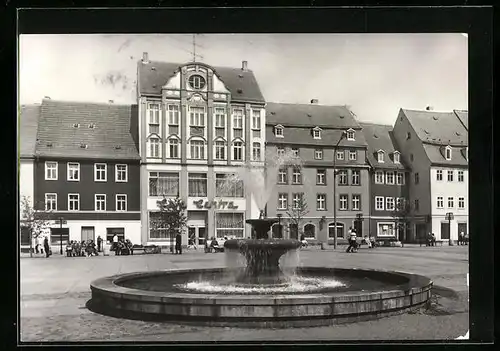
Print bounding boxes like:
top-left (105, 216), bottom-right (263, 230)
top-left (292, 167), bottom-right (302, 184)
top-left (149, 172), bottom-right (179, 196)
top-left (278, 193), bottom-right (288, 210)
top-left (215, 174), bottom-right (244, 197)
top-left (336, 150), bottom-right (344, 160)
top-left (414, 199), bottom-right (419, 211)
top-left (458, 170), bottom-right (464, 182)
top-left (338, 170), bottom-right (348, 185)
top-left (45, 161), bottom-right (58, 180)
top-left (116, 194), bottom-right (127, 212)
top-left (168, 105), bottom-right (179, 125)
top-left (396, 197), bottom-right (405, 210)
top-left (95, 194), bottom-right (106, 211)
top-left (339, 194), bottom-right (348, 210)
top-left (169, 138), bottom-right (179, 158)
top-left (386, 171), bottom-right (395, 185)
top-left (215, 107), bottom-right (226, 128)
top-left (351, 170), bottom-right (360, 185)
top-left (313, 129), bottom-right (321, 139)
top-left (190, 106), bottom-right (205, 126)
top-left (375, 196), bottom-right (384, 211)
top-left (67, 162), bottom-right (80, 181)
top-left (315, 149), bottom-right (323, 160)
top-left (414, 173), bottom-right (419, 184)
top-left (115, 164), bottom-right (128, 182)
top-left (436, 169), bottom-right (443, 181)
top-left (292, 193), bottom-right (303, 209)
top-left (377, 152), bottom-right (385, 163)
top-left (149, 212), bottom-right (167, 239)
top-left (349, 150), bottom-right (357, 161)
top-left (94, 163), bottom-right (107, 182)
top-left (277, 147), bottom-right (285, 157)
top-left (252, 109), bottom-right (261, 129)
top-left (233, 141), bottom-right (243, 161)
top-left (458, 197), bottom-right (465, 209)
top-left (378, 223), bottom-right (395, 237)
top-left (316, 169), bottom-right (326, 185)
top-left (352, 194), bottom-right (361, 210)
top-left (233, 109), bottom-right (243, 129)
top-left (275, 127), bottom-right (284, 137)
top-left (149, 137), bottom-right (160, 158)
top-left (188, 173), bottom-right (208, 197)
top-left (214, 141), bottom-right (225, 160)
top-left (68, 193), bottom-right (79, 211)
top-left (447, 197), bottom-right (454, 208)
top-left (45, 193), bottom-right (57, 211)
top-left (216, 213), bottom-right (245, 238)
top-left (437, 196), bottom-right (444, 209)
top-left (252, 142), bottom-right (261, 161)
top-left (375, 171), bottom-right (384, 184)
top-left (386, 197), bottom-right (395, 211)
top-left (396, 172), bottom-right (405, 185)
top-left (317, 194), bottom-right (326, 211)
top-left (190, 140), bottom-right (205, 159)
top-left (447, 170), bottom-right (454, 182)
top-left (278, 167), bottom-right (288, 184)
top-left (148, 103), bottom-right (160, 134)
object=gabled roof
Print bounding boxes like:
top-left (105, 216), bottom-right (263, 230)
top-left (360, 122), bottom-right (407, 170)
top-left (454, 110), bottom-right (468, 130)
top-left (35, 99), bottom-right (140, 160)
top-left (137, 60), bottom-right (265, 103)
top-left (266, 102), bottom-right (360, 129)
top-left (423, 144), bottom-right (468, 167)
top-left (400, 108), bottom-right (468, 146)
top-left (19, 104), bottom-right (41, 158)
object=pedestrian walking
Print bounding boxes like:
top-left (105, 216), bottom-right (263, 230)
top-left (175, 233), bottom-right (182, 254)
top-left (43, 236), bottom-right (50, 258)
top-left (97, 235), bottom-right (103, 252)
top-left (112, 234), bottom-right (118, 253)
top-left (346, 228), bottom-right (357, 253)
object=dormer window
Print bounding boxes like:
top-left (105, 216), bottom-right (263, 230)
top-left (346, 128), bottom-right (355, 141)
top-left (88, 123), bottom-right (96, 129)
top-left (445, 145), bottom-right (452, 161)
top-left (377, 150), bottom-right (385, 163)
top-left (73, 123), bottom-right (80, 128)
top-left (393, 151), bottom-right (401, 164)
top-left (274, 125), bottom-right (284, 138)
top-left (312, 127), bottom-right (322, 139)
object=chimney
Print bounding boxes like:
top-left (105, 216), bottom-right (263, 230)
top-left (242, 60), bottom-right (248, 71)
top-left (109, 100), bottom-right (114, 104)
top-left (142, 52), bottom-right (149, 64)
top-left (43, 96), bottom-right (51, 100)
top-left (311, 99), bottom-right (319, 104)
top-left (426, 105), bottom-right (433, 111)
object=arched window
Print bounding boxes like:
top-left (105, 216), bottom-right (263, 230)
top-left (328, 222), bottom-right (345, 239)
top-left (304, 224), bottom-right (316, 239)
top-left (272, 224), bottom-right (283, 239)
top-left (233, 141), bottom-right (243, 161)
top-left (189, 138), bottom-right (205, 159)
top-left (252, 142), bottom-right (261, 161)
top-left (168, 137), bottom-right (180, 158)
top-left (214, 140), bottom-right (226, 160)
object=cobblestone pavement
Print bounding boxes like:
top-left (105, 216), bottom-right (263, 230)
top-left (20, 245), bottom-right (469, 342)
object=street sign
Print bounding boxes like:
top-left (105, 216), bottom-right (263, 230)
top-left (445, 212), bottom-right (454, 221)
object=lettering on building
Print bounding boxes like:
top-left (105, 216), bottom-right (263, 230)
top-left (193, 200), bottom-right (239, 210)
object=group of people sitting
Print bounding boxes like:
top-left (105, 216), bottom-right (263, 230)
top-left (204, 237), bottom-right (225, 253)
top-left (65, 239), bottom-right (99, 257)
top-left (112, 238), bottom-right (134, 255)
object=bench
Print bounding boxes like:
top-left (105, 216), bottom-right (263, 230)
top-left (132, 245), bottom-right (161, 254)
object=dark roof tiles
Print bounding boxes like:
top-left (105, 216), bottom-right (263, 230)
top-left (360, 123), bottom-right (407, 170)
top-left (19, 104), bottom-right (41, 158)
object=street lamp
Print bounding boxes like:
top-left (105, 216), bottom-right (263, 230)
top-left (58, 216), bottom-right (64, 255)
top-left (333, 131), bottom-right (347, 249)
top-left (277, 213), bottom-right (283, 239)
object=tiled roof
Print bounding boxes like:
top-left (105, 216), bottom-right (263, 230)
top-left (138, 60), bottom-right (265, 103)
top-left (360, 123), bottom-right (407, 170)
top-left (35, 99), bottom-right (140, 160)
top-left (266, 127), bottom-right (368, 147)
top-left (401, 108), bottom-right (468, 146)
top-left (423, 144), bottom-right (468, 167)
top-left (19, 104), bottom-right (41, 158)
top-left (454, 110), bottom-right (468, 130)
top-left (266, 102), bottom-right (360, 129)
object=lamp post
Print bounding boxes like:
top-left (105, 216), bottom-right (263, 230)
top-left (58, 216), bottom-right (64, 255)
top-left (333, 131), bottom-right (347, 249)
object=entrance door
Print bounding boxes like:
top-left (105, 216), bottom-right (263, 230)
top-left (289, 224), bottom-right (298, 240)
top-left (416, 224), bottom-right (427, 243)
top-left (81, 226), bottom-right (95, 242)
top-left (441, 222), bottom-right (450, 240)
top-left (198, 227), bottom-right (206, 246)
top-left (354, 220), bottom-right (363, 237)
top-left (457, 223), bottom-right (467, 238)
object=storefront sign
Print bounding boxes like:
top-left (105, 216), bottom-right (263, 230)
top-left (193, 199), bottom-right (239, 210)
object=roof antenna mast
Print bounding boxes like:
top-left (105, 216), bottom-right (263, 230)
top-left (189, 34), bottom-right (203, 62)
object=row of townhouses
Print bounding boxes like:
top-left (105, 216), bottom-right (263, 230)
top-left (19, 53), bottom-right (468, 250)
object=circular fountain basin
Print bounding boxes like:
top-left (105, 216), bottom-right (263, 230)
top-left (89, 267), bottom-right (433, 327)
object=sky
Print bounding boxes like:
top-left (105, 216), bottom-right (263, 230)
top-left (19, 33), bottom-right (468, 125)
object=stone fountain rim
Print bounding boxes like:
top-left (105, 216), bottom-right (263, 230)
top-left (90, 267), bottom-right (433, 305)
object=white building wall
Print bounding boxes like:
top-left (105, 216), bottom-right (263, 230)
top-left (20, 160), bottom-right (34, 206)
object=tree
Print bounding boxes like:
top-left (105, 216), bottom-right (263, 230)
top-left (286, 193), bottom-right (309, 240)
top-left (391, 199), bottom-right (412, 245)
top-left (156, 196), bottom-right (188, 253)
top-left (20, 195), bottom-right (53, 257)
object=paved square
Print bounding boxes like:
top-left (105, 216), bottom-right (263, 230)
top-left (20, 245), bottom-right (468, 342)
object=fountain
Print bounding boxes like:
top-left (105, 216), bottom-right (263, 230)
top-left (89, 150), bottom-right (433, 327)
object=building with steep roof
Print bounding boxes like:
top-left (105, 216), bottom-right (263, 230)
top-left (265, 100), bottom-right (371, 244)
top-left (137, 54), bottom-right (265, 247)
top-left (32, 98), bottom-right (141, 248)
top-left (360, 123), bottom-right (410, 241)
top-left (392, 107), bottom-right (468, 243)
